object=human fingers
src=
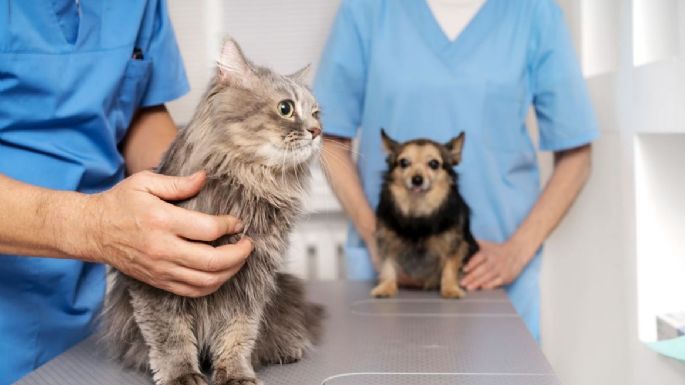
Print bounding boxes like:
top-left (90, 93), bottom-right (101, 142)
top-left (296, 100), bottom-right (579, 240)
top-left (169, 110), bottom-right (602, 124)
top-left (118, 245), bottom-right (246, 297)
top-left (166, 206), bottom-right (244, 241)
top-left (481, 276), bottom-right (505, 290)
top-left (136, 170), bottom-right (206, 201)
top-left (465, 267), bottom-right (499, 291)
top-left (461, 260), bottom-right (491, 289)
top-left (172, 236), bottom-right (253, 272)
top-left (463, 252), bottom-right (486, 273)
top-left (164, 262), bottom-right (246, 297)
top-left (153, 280), bottom-right (224, 298)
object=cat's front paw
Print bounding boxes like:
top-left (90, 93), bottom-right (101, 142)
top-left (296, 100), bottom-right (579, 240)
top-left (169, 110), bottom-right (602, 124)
top-left (214, 378), bottom-right (262, 385)
top-left (279, 346), bottom-right (305, 364)
top-left (212, 368), bottom-right (262, 385)
top-left (168, 373), bottom-right (208, 385)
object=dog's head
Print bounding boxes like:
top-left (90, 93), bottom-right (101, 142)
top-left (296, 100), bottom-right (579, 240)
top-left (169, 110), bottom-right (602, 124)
top-left (380, 129), bottom-right (465, 216)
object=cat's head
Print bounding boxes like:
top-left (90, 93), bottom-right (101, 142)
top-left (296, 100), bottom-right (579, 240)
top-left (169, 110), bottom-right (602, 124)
top-left (200, 38), bottom-right (322, 171)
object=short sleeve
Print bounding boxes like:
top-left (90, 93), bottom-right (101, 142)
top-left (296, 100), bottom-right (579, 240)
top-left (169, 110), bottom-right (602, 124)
top-left (313, 0), bottom-right (368, 139)
top-left (139, 0), bottom-right (189, 107)
top-left (530, 1), bottom-right (599, 152)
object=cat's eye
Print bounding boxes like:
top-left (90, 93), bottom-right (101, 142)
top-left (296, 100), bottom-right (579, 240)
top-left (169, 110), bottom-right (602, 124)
top-left (399, 158), bottom-right (411, 168)
top-left (428, 159), bottom-right (440, 170)
top-left (277, 100), bottom-right (295, 118)
top-left (312, 109), bottom-right (320, 120)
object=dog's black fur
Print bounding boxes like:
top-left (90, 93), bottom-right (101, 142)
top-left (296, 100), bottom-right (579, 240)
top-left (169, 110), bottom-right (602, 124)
top-left (376, 142), bottom-right (479, 265)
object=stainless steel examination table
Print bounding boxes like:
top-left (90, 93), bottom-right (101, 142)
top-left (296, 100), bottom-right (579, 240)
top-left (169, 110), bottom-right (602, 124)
top-left (15, 282), bottom-right (561, 385)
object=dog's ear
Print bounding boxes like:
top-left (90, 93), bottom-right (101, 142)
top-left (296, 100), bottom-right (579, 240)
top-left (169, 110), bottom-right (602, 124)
top-left (445, 132), bottom-right (465, 165)
top-left (380, 129), bottom-right (400, 154)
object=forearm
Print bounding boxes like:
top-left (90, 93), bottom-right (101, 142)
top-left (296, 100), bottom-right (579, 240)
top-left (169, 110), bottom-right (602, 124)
top-left (321, 136), bottom-right (376, 242)
top-left (120, 105), bottom-right (178, 174)
top-left (0, 174), bottom-right (95, 261)
top-left (508, 144), bottom-right (593, 263)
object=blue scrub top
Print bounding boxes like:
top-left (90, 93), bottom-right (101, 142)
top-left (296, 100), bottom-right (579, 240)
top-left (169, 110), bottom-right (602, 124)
top-left (314, 0), bottom-right (598, 340)
top-left (0, 1), bottom-right (188, 383)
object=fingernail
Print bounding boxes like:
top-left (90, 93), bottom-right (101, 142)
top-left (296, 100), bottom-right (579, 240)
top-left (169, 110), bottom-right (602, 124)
top-left (235, 220), bottom-right (244, 233)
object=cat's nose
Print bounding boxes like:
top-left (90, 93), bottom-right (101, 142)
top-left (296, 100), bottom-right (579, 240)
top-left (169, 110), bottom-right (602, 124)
top-left (307, 127), bottom-right (321, 139)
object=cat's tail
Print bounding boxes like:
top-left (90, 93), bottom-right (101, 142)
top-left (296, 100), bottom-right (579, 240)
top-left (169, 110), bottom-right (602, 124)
top-left (252, 273), bottom-right (326, 367)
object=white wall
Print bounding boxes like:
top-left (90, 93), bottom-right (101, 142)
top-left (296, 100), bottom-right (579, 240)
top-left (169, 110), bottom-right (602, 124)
top-left (165, 2), bottom-right (685, 385)
top-left (541, 2), bottom-right (685, 385)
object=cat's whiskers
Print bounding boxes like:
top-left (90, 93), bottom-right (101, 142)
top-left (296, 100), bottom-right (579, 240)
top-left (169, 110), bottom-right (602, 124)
top-left (280, 141), bottom-right (288, 186)
top-left (322, 138), bottom-right (365, 160)
top-left (319, 146), bottom-right (359, 176)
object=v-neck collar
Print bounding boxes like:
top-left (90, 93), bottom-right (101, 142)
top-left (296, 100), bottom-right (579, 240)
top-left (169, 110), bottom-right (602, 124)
top-left (401, 0), bottom-right (496, 62)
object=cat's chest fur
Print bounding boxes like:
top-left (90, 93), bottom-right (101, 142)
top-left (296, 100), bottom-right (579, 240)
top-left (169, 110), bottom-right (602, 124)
top-left (190, 171), bottom-right (306, 297)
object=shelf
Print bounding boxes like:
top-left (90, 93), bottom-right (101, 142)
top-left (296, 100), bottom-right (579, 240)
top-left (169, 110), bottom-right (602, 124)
top-left (634, 133), bottom-right (685, 342)
top-left (633, 0), bottom-right (679, 67)
top-left (580, 0), bottom-right (620, 77)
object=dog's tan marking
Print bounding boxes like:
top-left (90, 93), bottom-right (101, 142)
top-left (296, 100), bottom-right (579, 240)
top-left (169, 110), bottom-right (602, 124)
top-left (426, 231), bottom-right (462, 263)
top-left (376, 224), bottom-right (406, 259)
top-left (371, 258), bottom-right (399, 298)
top-left (440, 242), bottom-right (468, 299)
top-left (389, 144), bottom-right (453, 217)
top-left (375, 132), bottom-right (470, 299)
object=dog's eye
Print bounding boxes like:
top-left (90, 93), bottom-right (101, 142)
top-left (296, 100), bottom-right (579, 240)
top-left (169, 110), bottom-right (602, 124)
top-left (277, 100), bottom-right (295, 118)
top-left (428, 159), bottom-right (440, 170)
top-left (398, 158), bottom-right (411, 168)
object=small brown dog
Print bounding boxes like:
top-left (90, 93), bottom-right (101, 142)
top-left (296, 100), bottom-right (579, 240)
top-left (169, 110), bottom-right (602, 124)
top-left (371, 130), bottom-right (479, 299)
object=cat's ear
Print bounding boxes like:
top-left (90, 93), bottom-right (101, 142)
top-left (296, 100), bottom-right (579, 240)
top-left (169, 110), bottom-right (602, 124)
top-left (444, 132), bottom-right (465, 165)
top-left (217, 38), bottom-right (254, 84)
top-left (380, 129), bottom-right (400, 154)
top-left (288, 64), bottom-right (311, 84)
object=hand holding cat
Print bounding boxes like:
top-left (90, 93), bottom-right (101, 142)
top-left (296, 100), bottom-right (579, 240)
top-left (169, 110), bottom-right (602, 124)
top-left (460, 240), bottom-right (527, 291)
top-left (83, 170), bottom-right (253, 297)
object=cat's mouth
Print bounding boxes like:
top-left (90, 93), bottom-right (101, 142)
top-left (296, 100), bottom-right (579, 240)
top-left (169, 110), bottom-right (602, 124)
top-left (257, 139), bottom-right (320, 169)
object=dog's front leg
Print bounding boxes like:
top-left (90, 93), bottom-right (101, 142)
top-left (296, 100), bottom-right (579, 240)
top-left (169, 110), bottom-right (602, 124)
top-left (441, 242), bottom-right (467, 299)
top-left (371, 258), bottom-right (399, 298)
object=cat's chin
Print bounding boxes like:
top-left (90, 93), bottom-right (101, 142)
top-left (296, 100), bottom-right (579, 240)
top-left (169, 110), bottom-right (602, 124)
top-left (256, 141), bottom-right (319, 170)
top-left (283, 145), bottom-right (318, 169)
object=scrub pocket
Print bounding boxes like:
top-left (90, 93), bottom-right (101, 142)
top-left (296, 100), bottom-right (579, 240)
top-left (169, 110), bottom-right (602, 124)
top-left (481, 83), bottom-right (528, 151)
top-left (114, 58), bottom-right (152, 141)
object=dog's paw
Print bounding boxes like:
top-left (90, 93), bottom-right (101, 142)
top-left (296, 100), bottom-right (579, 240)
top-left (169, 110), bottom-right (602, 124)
top-left (441, 284), bottom-right (465, 299)
top-left (168, 373), bottom-right (208, 385)
top-left (371, 282), bottom-right (398, 298)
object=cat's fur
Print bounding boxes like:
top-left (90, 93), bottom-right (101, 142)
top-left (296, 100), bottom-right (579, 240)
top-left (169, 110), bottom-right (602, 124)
top-left (100, 38), bottom-right (324, 385)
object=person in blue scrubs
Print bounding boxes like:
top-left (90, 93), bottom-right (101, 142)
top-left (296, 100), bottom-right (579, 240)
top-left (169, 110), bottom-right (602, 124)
top-left (315, 0), bottom-right (598, 341)
top-left (0, 2), bottom-right (252, 384)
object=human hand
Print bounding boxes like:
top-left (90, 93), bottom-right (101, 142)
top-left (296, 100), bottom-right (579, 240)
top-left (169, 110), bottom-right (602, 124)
top-left (81, 170), bottom-right (253, 297)
top-left (460, 240), bottom-right (527, 291)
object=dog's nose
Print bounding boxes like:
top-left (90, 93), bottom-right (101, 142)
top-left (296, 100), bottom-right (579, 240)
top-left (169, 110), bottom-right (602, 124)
top-left (411, 175), bottom-right (423, 186)
top-left (308, 127), bottom-right (321, 139)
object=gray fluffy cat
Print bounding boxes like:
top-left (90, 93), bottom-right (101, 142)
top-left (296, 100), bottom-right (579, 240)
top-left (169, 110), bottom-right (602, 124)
top-left (100, 38), bottom-right (324, 385)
